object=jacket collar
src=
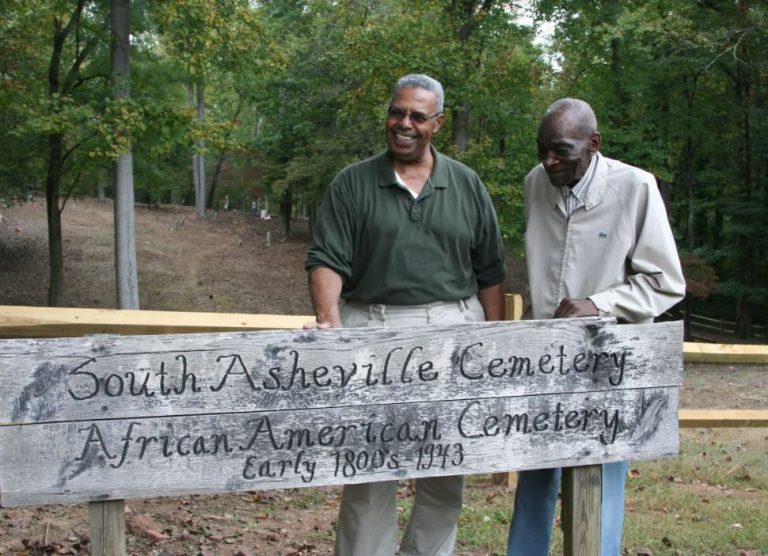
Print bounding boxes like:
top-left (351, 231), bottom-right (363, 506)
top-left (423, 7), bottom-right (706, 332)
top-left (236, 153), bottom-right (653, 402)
top-left (544, 152), bottom-right (607, 211)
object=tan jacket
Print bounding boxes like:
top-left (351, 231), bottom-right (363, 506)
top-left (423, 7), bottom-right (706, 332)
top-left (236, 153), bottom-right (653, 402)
top-left (524, 153), bottom-right (685, 323)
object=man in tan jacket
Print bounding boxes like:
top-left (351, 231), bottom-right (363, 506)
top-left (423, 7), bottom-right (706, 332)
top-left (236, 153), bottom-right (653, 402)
top-left (507, 98), bottom-right (685, 556)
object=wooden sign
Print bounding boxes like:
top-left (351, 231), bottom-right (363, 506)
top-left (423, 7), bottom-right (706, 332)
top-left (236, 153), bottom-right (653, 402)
top-left (0, 318), bottom-right (683, 507)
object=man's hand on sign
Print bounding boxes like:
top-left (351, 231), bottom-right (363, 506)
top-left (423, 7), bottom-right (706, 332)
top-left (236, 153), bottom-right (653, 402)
top-left (303, 317), bottom-right (341, 330)
top-left (553, 297), bottom-right (599, 318)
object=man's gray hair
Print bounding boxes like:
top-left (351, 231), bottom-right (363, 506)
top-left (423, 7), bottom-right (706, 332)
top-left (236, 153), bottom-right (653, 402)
top-left (393, 74), bottom-right (444, 113)
top-left (542, 98), bottom-right (598, 136)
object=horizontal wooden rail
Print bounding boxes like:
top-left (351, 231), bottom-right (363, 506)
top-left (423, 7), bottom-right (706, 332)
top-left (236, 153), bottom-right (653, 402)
top-left (2, 306), bottom-right (768, 365)
top-left (0, 305), bottom-right (311, 337)
top-left (682, 341), bottom-right (768, 364)
top-left (679, 409), bottom-right (768, 428)
top-left (687, 312), bottom-right (765, 338)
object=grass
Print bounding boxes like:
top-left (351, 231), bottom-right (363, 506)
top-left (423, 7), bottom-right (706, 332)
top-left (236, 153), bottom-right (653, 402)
top-left (397, 428), bottom-right (768, 555)
top-left (621, 428), bottom-right (767, 556)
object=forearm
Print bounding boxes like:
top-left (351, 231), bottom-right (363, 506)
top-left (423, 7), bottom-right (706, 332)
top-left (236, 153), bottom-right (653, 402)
top-left (588, 238), bottom-right (685, 321)
top-left (307, 266), bottom-right (343, 328)
top-left (477, 283), bottom-right (504, 321)
top-left (588, 273), bottom-right (685, 322)
top-left (587, 182), bottom-right (685, 321)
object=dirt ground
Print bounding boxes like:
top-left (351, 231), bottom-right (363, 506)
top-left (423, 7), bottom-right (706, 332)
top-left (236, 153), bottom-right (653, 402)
top-left (0, 198), bottom-right (765, 556)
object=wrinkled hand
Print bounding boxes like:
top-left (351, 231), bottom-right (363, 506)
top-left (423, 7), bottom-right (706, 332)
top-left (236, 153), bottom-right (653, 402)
top-left (554, 298), bottom-right (599, 318)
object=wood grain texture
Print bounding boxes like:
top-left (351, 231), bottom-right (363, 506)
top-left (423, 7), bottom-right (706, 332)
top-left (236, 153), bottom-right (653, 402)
top-left (0, 305), bottom-right (311, 338)
top-left (679, 409), bottom-right (768, 427)
top-left (0, 388), bottom-right (680, 506)
top-left (0, 318), bottom-right (683, 507)
top-left (562, 465), bottom-right (601, 556)
top-left (504, 294), bottom-right (524, 321)
top-left (89, 500), bottom-right (127, 556)
top-left (1, 319), bottom-right (682, 425)
top-left (683, 341), bottom-right (768, 364)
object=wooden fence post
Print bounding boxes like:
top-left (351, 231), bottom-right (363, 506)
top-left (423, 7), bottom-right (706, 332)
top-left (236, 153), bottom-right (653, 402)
top-left (493, 295), bottom-right (604, 553)
top-left (562, 464), bottom-right (602, 556)
top-left (89, 499), bottom-right (127, 556)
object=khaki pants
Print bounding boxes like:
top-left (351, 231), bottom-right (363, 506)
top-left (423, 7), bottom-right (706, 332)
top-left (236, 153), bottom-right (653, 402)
top-left (334, 296), bottom-right (486, 556)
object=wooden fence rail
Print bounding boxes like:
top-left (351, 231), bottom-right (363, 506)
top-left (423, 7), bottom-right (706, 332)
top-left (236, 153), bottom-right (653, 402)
top-left (687, 312), bottom-right (766, 340)
top-left (4, 303), bottom-right (768, 364)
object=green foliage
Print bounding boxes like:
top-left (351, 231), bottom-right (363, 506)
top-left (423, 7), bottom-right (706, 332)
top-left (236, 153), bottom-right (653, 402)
top-left (3, 0), bottom-right (767, 330)
top-left (679, 253), bottom-right (717, 300)
top-left (531, 0), bottom-right (768, 330)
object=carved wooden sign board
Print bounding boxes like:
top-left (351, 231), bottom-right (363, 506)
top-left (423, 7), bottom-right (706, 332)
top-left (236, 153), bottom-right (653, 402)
top-left (0, 318), bottom-right (683, 507)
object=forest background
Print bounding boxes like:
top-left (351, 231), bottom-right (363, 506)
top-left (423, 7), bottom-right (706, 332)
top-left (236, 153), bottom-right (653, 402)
top-left (1, 0), bottom-right (766, 338)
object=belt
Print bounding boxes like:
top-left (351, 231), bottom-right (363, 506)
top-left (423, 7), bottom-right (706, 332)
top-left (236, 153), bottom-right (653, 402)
top-left (344, 297), bottom-right (472, 314)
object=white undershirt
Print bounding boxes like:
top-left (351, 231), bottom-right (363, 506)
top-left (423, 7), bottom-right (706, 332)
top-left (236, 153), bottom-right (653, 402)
top-left (394, 171), bottom-right (420, 199)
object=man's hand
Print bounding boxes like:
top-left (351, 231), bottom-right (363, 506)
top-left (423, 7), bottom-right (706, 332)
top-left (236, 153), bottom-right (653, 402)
top-left (554, 297), bottom-right (599, 318)
top-left (303, 317), bottom-right (342, 330)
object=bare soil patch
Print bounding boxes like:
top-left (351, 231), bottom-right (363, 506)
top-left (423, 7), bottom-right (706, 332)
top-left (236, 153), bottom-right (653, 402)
top-left (0, 197), bottom-right (764, 556)
top-left (0, 197), bottom-right (313, 315)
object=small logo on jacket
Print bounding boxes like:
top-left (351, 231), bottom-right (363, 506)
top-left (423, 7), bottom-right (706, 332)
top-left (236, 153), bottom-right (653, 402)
top-left (599, 232), bottom-right (609, 238)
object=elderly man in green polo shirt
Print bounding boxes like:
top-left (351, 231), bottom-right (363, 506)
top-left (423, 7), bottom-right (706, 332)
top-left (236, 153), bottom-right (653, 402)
top-left (304, 74), bottom-right (506, 556)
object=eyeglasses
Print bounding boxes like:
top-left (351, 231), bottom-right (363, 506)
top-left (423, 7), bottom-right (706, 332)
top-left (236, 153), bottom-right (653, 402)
top-left (387, 106), bottom-right (442, 125)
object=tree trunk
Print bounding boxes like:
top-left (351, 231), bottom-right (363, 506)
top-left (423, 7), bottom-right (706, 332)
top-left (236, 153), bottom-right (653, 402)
top-left (735, 292), bottom-right (753, 340)
top-left (452, 104), bottom-right (470, 153)
top-left (189, 83), bottom-right (197, 207)
top-left (111, 0), bottom-right (139, 310)
top-left (46, 133), bottom-right (65, 307)
top-left (97, 168), bottom-right (107, 202)
top-left (686, 137), bottom-right (695, 252)
top-left (207, 152), bottom-right (225, 210)
top-left (195, 81), bottom-right (206, 218)
top-left (207, 98), bottom-right (243, 209)
top-left (280, 189), bottom-right (292, 237)
top-left (307, 200), bottom-right (317, 242)
top-left (733, 0), bottom-right (754, 340)
top-left (45, 10), bottom-right (76, 307)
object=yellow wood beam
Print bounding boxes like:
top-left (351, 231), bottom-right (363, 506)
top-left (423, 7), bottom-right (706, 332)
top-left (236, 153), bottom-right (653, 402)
top-left (683, 341), bottom-right (768, 364)
top-left (679, 409), bottom-right (768, 428)
top-left (504, 293), bottom-right (524, 321)
top-left (0, 305), bottom-right (311, 337)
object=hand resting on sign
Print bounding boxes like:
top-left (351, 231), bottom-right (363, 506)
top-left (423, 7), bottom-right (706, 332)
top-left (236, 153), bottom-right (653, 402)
top-left (553, 297), bottom-right (599, 319)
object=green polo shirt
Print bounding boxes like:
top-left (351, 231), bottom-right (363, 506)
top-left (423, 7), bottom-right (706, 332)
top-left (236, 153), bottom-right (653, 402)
top-left (306, 148), bottom-right (506, 305)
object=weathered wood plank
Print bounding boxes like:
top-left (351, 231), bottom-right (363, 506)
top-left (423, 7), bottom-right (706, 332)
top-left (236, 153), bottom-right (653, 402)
top-left (0, 305), bottom-right (310, 338)
top-left (1, 319), bottom-right (682, 425)
top-left (0, 387), bottom-right (679, 506)
top-left (89, 500), bottom-right (126, 556)
top-left (0, 318), bottom-right (683, 507)
top-left (562, 465), bottom-right (601, 556)
top-left (679, 409), bottom-right (768, 427)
